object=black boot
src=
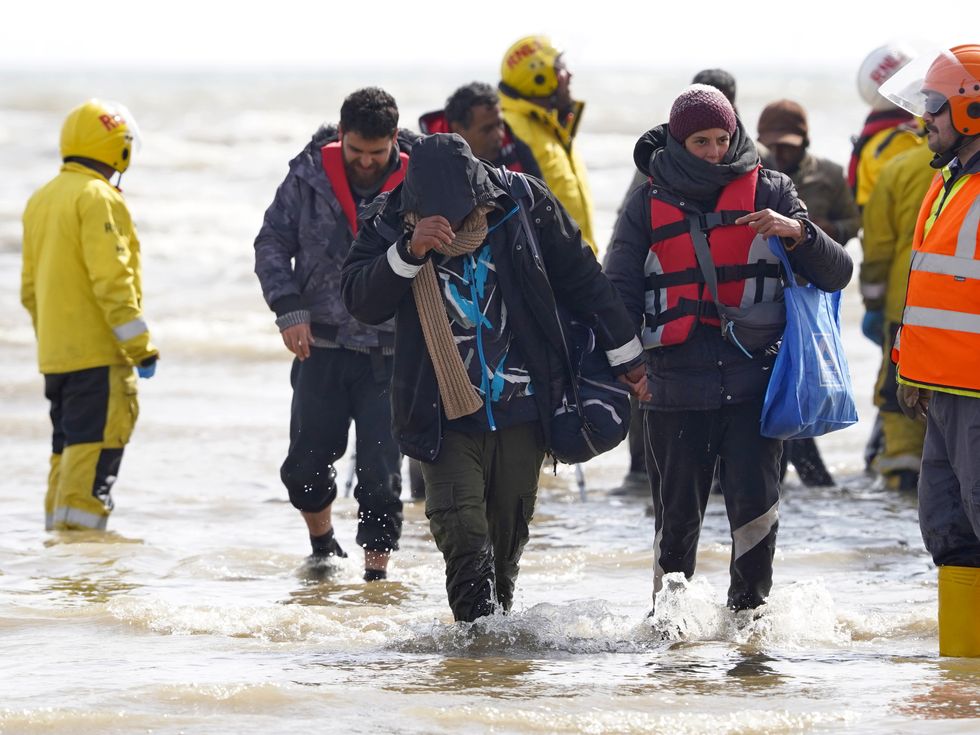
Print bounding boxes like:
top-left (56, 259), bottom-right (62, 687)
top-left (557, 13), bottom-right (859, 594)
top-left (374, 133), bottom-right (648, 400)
top-left (788, 438), bottom-right (834, 487)
top-left (309, 528), bottom-right (347, 560)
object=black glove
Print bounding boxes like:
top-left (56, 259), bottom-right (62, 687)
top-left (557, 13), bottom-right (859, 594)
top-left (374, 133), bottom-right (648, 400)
top-left (897, 383), bottom-right (929, 421)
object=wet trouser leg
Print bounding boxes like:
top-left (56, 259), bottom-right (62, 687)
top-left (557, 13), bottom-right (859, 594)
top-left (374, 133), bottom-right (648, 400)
top-left (646, 401), bottom-right (780, 611)
top-left (280, 348), bottom-right (403, 552)
top-left (350, 354), bottom-right (403, 553)
top-left (422, 423), bottom-right (545, 622)
top-left (645, 408), bottom-right (717, 604)
top-left (875, 323), bottom-right (925, 483)
top-left (44, 365), bottom-right (137, 530)
top-left (280, 348), bottom-right (350, 513)
top-left (717, 401), bottom-right (782, 610)
top-left (628, 398), bottom-right (645, 474)
top-left (918, 392), bottom-right (980, 567)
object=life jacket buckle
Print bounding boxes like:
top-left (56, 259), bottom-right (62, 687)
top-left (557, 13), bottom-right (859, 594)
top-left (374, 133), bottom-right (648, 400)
top-left (698, 212), bottom-right (725, 231)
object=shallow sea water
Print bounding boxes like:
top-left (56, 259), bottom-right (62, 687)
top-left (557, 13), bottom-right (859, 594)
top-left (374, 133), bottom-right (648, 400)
top-left (2, 68), bottom-right (980, 734)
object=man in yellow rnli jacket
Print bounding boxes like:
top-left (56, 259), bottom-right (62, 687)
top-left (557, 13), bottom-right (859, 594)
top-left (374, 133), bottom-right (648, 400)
top-left (860, 141), bottom-right (934, 491)
top-left (498, 35), bottom-right (596, 253)
top-left (21, 99), bottom-right (158, 532)
top-left (851, 43), bottom-right (922, 208)
top-left (881, 45), bottom-right (980, 657)
top-left (852, 43), bottom-right (923, 473)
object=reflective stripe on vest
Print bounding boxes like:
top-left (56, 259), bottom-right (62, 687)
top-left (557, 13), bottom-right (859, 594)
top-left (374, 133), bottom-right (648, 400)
top-left (321, 143), bottom-right (409, 235)
top-left (641, 167), bottom-right (783, 349)
top-left (895, 171), bottom-right (980, 392)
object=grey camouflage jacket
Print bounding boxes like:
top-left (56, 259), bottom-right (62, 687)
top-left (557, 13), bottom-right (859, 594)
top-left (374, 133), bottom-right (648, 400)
top-left (253, 125), bottom-right (414, 349)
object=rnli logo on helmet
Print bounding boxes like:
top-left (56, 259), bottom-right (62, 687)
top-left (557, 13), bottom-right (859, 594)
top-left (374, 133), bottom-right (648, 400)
top-left (98, 113), bottom-right (124, 131)
top-left (870, 54), bottom-right (907, 85)
top-left (506, 39), bottom-right (544, 69)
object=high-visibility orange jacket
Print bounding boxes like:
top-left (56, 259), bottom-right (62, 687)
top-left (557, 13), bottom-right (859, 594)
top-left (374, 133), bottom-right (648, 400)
top-left (894, 165), bottom-right (980, 396)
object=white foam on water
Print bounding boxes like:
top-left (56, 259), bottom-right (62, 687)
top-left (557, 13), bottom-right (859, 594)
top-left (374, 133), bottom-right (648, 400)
top-left (400, 599), bottom-right (656, 656)
top-left (647, 573), bottom-right (849, 648)
top-left (421, 702), bottom-right (863, 735)
top-left (105, 595), bottom-right (411, 645)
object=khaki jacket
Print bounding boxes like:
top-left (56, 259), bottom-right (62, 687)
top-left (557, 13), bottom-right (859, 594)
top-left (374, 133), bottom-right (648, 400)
top-left (789, 154), bottom-right (861, 246)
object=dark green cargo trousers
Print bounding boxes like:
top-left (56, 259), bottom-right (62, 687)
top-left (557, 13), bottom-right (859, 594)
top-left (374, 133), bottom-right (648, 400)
top-left (422, 422), bottom-right (546, 622)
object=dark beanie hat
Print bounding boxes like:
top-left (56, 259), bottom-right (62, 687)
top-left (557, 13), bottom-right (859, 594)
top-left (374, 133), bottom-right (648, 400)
top-left (668, 84), bottom-right (738, 143)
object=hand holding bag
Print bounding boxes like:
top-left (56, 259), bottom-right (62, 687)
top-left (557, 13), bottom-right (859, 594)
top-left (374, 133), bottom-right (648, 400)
top-left (761, 236), bottom-right (858, 439)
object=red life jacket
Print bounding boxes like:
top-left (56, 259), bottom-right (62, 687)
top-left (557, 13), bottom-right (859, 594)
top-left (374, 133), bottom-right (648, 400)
top-left (321, 142), bottom-right (409, 235)
top-left (418, 109), bottom-right (525, 172)
top-left (642, 167), bottom-right (784, 348)
top-left (498, 128), bottom-right (526, 173)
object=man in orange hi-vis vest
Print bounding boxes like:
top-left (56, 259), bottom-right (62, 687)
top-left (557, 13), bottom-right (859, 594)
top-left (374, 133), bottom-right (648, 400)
top-left (880, 45), bottom-right (980, 657)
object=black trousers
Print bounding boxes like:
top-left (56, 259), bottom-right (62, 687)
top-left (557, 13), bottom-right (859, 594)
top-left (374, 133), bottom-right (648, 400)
top-left (280, 347), bottom-right (402, 552)
top-left (644, 399), bottom-right (781, 611)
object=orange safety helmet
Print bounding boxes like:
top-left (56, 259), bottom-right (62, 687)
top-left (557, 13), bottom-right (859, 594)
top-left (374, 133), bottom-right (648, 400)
top-left (500, 35), bottom-right (562, 98)
top-left (921, 45), bottom-right (980, 136)
top-left (880, 45), bottom-right (980, 136)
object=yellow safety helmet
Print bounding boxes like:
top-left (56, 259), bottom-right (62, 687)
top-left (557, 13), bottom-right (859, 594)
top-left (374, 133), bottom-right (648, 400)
top-left (500, 35), bottom-right (562, 99)
top-left (60, 99), bottom-right (140, 173)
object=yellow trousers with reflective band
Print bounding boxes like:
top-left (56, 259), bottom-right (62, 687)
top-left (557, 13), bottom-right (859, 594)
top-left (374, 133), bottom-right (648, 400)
top-left (874, 322), bottom-right (925, 478)
top-left (44, 364), bottom-right (138, 530)
top-left (938, 566), bottom-right (980, 657)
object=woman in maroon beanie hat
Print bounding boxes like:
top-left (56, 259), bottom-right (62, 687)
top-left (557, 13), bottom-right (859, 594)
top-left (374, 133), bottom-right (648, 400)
top-left (604, 83), bottom-right (854, 621)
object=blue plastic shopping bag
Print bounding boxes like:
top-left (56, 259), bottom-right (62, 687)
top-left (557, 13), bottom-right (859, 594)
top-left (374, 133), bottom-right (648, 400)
top-left (761, 237), bottom-right (858, 440)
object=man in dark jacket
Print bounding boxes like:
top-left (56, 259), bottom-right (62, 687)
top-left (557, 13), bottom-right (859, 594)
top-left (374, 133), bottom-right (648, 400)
top-left (254, 88), bottom-right (412, 581)
top-left (758, 100), bottom-right (860, 247)
top-left (419, 82), bottom-right (542, 178)
top-left (342, 134), bottom-right (647, 622)
top-left (605, 85), bottom-right (853, 614)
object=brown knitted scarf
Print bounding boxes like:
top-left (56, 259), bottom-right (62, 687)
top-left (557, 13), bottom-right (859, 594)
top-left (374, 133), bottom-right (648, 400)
top-left (404, 205), bottom-right (495, 420)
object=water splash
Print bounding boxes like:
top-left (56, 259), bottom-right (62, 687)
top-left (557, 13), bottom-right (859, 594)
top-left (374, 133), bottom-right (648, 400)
top-left (643, 573), bottom-right (849, 648)
top-left (398, 599), bottom-right (662, 656)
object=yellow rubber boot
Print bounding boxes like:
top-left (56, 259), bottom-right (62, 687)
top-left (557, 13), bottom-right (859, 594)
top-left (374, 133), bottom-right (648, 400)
top-left (938, 565), bottom-right (980, 657)
top-left (45, 453), bottom-right (62, 529)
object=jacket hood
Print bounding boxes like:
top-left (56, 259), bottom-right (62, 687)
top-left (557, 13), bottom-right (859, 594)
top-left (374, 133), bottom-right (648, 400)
top-left (400, 133), bottom-right (501, 222)
top-left (633, 120), bottom-right (760, 203)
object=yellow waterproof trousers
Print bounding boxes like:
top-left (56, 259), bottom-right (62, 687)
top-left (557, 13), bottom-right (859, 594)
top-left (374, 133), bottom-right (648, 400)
top-left (874, 323), bottom-right (925, 478)
top-left (43, 364), bottom-right (138, 530)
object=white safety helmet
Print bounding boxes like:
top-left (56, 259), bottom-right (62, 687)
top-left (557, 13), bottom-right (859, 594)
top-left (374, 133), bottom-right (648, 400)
top-left (858, 43), bottom-right (915, 111)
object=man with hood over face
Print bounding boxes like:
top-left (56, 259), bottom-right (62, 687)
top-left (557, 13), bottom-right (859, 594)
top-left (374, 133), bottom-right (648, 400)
top-left (342, 133), bottom-right (647, 622)
top-left (604, 85), bottom-right (852, 615)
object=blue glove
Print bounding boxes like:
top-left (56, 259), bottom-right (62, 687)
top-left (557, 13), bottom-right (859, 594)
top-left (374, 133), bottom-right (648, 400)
top-left (861, 310), bottom-right (884, 346)
top-left (137, 361), bottom-right (157, 379)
